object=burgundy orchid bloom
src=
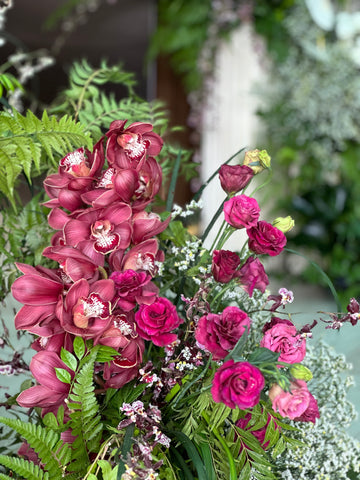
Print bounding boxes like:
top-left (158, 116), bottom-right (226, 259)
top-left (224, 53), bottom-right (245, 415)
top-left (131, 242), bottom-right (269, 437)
top-left (62, 204), bottom-right (132, 265)
top-left (131, 157), bottom-right (163, 211)
top-left (31, 331), bottom-right (75, 355)
top-left (58, 278), bottom-right (116, 338)
top-left (95, 312), bottom-right (138, 350)
top-left (43, 245), bottom-right (100, 283)
top-left (12, 263), bottom-right (64, 336)
top-left (132, 211), bottom-right (171, 244)
top-left (105, 120), bottom-right (163, 170)
top-left (43, 139), bottom-right (105, 211)
top-left (116, 239), bottom-right (164, 276)
top-left (17, 351), bottom-right (74, 414)
top-left (103, 335), bottom-right (145, 389)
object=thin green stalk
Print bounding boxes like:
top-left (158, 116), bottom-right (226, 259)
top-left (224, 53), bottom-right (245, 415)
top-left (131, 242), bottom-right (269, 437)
top-left (209, 219), bottom-right (226, 252)
top-left (201, 411), bottom-right (237, 480)
top-left (249, 168), bottom-right (273, 197)
top-left (166, 149), bottom-right (182, 212)
top-left (201, 198), bottom-right (226, 245)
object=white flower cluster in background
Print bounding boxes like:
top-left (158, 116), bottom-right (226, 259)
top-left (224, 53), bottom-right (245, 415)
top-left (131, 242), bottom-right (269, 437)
top-left (171, 199), bottom-right (203, 219)
top-left (277, 341), bottom-right (360, 479)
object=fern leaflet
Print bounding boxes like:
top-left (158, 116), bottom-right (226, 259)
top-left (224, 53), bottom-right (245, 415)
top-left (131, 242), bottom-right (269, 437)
top-left (0, 454), bottom-right (50, 480)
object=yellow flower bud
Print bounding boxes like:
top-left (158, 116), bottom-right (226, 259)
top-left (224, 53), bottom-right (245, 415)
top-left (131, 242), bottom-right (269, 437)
top-left (272, 216), bottom-right (295, 233)
top-left (290, 364), bottom-right (313, 381)
top-left (243, 149), bottom-right (271, 174)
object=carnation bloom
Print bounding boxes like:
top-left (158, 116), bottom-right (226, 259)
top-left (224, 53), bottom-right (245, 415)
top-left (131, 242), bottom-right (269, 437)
top-left (135, 297), bottom-right (182, 346)
top-left (110, 269), bottom-right (158, 311)
top-left (260, 317), bottom-right (306, 364)
top-left (269, 380), bottom-right (320, 423)
top-left (247, 221), bottom-right (287, 256)
top-left (223, 195), bottom-right (260, 229)
top-left (235, 256), bottom-right (269, 296)
top-left (211, 360), bottom-right (264, 409)
top-left (195, 306), bottom-right (251, 360)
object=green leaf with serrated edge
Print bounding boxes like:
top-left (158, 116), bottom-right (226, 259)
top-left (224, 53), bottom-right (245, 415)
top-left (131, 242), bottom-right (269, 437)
top-left (73, 336), bottom-right (85, 360)
top-left (209, 403), bottom-right (231, 432)
top-left (246, 450), bottom-right (273, 467)
top-left (247, 348), bottom-right (280, 365)
top-left (55, 367), bottom-right (72, 384)
top-left (224, 326), bottom-right (249, 363)
top-left (60, 347), bottom-right (77, 371)
top-left (236, 428), bottom-right (264, 455)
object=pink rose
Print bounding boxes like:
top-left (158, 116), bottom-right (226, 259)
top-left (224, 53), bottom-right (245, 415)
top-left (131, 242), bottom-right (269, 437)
top-left (211, 250), bottom-right (241, 283)
top-left (235, 257), bottom-right (269, 296)
top-left (211, 360), bottom-right (264, 409)
top-left (135, 297), bottom-right (182, 346)
top-left (110, 269), bottom-right (158, 311)
top-left (247, 221), bottom-right (287, 256)
top-left (223, 195), bottom-right (260, 229)
top-left (269, 380), bottom-right (320, 423)
top-left (219, 164), bottom-right (254, 194)
top-left (260, 317), bottom-right (306, 364)
top-left (195, 306), bottom-right (251, 360)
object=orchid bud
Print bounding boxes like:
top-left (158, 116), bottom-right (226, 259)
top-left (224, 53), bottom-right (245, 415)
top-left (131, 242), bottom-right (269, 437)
top-left (273, 216), bottom-right (295, 233)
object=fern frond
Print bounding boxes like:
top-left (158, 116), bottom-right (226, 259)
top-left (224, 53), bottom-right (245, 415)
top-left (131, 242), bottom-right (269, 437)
top-left (0, 473), bottom-right (14, 480)
top-left (0, 417), bottom-right (68, 479)
top-left (0, 110), bottom-right (92, 207)
top-left (67, 348), bottom-right (103, 474)
top-left (0, 454), bottom-right (50, 480)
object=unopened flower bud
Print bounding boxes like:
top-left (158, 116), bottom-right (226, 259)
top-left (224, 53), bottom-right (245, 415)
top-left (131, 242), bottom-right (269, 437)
top-left (273, 216), bottom-right (295, 233)
top-left (290, 364), bottom-right (313, 381)
top-left (243, 149), bottom-right (271, 174)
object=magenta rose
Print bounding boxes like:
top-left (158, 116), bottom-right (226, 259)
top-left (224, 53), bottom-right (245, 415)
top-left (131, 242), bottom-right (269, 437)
top-left (223, 195), bottom-right (260, 229)
top-left (247, 221), bottom-right (287, 256)
top-left (211, 249), bottom-right (241, 283)
top-left (260, 317), bottom-right (306, 364)
top-left (135, 297), bottom-right (182, 346)
top-left (211, 360), bottom-right (264, 409)
top-left (235, 256), bottom-right (269, 296)
top-left (269, 380), bottom-right (319, 423)
top-left (110, 269), bottom-right (158, 311)
top-left (195, 306), bottom-right (251, 360)
top-left (219, 164), bottom-right (254, 194)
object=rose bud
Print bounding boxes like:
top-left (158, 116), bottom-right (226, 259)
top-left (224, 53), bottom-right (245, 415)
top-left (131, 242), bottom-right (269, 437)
top-left (243, 149), bottom-right (271, 174)
top-left (272, 216), bottom-right (295, 233)
top-left (290, 364), bottom-right (313, 381)
top-left (219, 164), bottom-right (254, 194)
top-left (211, 249), bottom-right (241, 283)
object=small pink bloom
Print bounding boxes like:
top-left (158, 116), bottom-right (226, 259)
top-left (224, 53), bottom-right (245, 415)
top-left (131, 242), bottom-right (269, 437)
top-left (211, 360), bottom-right (264, 409)
top-left (135, 297), bottom-right (182, 347)
top-left (269, 380), bottom-right (319, 423)
top-left (260, 317), bottom-right (306, 364)
top-left (235, 256), bottom-right (269, 296)
top-left (211, 250), bottom-right (240, 283)
top-left (247, 221), bottom-right (287, 256)
top-left (219, 164), bottom-right (254, 194)
top-left (195, 306), bottom-right (251, 360)
top-left (223, 195), bottom-right (260, 229)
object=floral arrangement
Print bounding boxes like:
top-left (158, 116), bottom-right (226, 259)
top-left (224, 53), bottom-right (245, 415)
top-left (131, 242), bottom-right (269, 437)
top-left (1, 119), bottom-right (359, 480)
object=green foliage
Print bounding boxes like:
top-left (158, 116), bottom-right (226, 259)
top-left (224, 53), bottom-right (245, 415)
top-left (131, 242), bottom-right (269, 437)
top-left (0, 73), bottom-right (23, 98)
top-left (0, 417), bottom-right (70, 479)
top-left (66, 347), bottom-right (103, 474)
top-left (0, 109), bottom-right (91, 208)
